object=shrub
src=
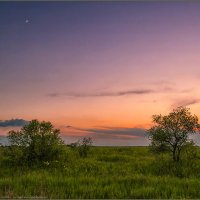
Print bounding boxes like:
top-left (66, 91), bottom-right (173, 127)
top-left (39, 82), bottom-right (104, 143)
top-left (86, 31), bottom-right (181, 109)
top-left (7, 120), bottom-right (65, 167)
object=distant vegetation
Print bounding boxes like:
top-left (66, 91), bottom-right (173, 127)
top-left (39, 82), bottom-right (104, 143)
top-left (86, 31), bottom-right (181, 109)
top-left (68, 137), bottom-right (93, 158)
top-left (0, 106), bottom-right (200, 198)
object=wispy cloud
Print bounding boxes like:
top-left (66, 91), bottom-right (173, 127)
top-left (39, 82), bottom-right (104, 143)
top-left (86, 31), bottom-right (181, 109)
top-left (62, 125), bottom-right (147, 140)
top-left (0, 119), bottom-right (29, 127)
top-left (47, 81), bottom-right (190, 99)
top-left (84, 127), bottom-right (147, 137)
top-left (171, 98), bottom-right (200, 108)
top-left (48, 89), bottom-right (154, 98)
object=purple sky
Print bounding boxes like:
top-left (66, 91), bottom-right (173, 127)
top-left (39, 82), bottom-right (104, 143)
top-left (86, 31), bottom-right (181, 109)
top-left (1, 2), bottom-right (200, 145)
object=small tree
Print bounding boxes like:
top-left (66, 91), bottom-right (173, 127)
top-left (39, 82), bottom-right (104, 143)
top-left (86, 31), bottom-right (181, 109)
top-left (67, 142), bottom-right (79, 149)
top-left (148, 107), bottom-right (199, 162)
top-left (7, 119), bottom-right (64, 166)
top-left (78, 137), bottom-right (93, 157)
top-left (69, 137), bottom-right (93, 157)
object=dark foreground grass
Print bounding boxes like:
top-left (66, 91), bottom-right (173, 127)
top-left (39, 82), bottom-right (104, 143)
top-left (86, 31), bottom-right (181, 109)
top-left (1, 146), bottom-right (200, 198)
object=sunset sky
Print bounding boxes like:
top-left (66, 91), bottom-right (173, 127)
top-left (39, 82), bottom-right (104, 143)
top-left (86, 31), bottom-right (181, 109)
top-left (1, 2), bottom-right (200, 145)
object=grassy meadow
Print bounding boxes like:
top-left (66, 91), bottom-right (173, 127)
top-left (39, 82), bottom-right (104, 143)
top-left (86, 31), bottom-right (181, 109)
top-left (1, 146), bottom-right (200, 198)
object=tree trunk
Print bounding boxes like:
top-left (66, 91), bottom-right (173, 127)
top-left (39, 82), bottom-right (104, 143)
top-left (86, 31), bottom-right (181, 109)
top-left (177, 148), bottom-right (181, 162)
top-left (172, 146), bottom-right (181, 162)
top-left (172, 147), bottom-right (181, 162)
top-left (173, 150), bottom-right (176, 161)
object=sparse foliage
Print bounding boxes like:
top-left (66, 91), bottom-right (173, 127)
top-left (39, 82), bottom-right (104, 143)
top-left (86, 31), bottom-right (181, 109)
top-left (148, 107), bottom-right (199, 162)
top-left (7, 119), bottom-right (65, 166)
top-left (69, 137), bottom-right (93, 157)
top-left (68, 142), bottom-right (79, 149)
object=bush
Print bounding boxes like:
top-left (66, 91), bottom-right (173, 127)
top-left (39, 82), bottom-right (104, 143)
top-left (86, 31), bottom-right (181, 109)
top-left (69, 137), bottom-right (93, 158)
top-left (7, 120), bottom-right (65, 167)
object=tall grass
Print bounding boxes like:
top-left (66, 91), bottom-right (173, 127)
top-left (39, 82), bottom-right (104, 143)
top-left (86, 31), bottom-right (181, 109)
top-left (1, 146), bottom-right (200, 198)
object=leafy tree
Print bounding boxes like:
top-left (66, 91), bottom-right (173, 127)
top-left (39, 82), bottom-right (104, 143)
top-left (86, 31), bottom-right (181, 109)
top-left (7, 119), bottom-right (64, 166)
top-left (148, 107), bottom-right (199, 162)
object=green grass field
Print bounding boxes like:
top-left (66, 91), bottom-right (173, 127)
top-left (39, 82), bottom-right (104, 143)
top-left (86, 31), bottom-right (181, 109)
top-left (1, 146), bottom-right (200, 198)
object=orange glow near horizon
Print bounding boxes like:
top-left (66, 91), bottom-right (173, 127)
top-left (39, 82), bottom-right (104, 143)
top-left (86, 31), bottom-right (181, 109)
top-left (1, 2), bottom-right (200, 145)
